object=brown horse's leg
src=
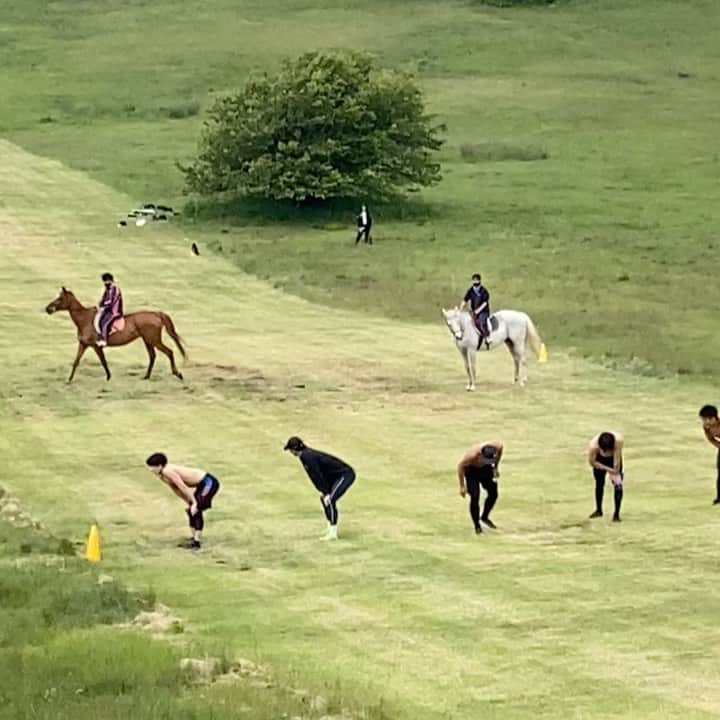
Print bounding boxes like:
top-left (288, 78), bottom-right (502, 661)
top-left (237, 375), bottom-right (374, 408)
top-left (155, 341), bottom-right (183, 380)
top-left (68, 343), bottom-right (88, 383)
top-left (143, 341), bottom-right (156, 379)
top-left (92, 345), bottom-right (112, 381)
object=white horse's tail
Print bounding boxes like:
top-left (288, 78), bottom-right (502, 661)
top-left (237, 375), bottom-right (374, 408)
top-left (525, 314), bottom-right (548, 363)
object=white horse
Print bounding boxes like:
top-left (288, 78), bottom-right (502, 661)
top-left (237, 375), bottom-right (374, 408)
top-left (441, 307), bottom-right (547, 390)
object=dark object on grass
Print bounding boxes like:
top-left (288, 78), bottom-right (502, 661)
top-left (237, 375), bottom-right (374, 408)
top-left (157, 215), bottom-right (168, 221)
top-left (221, 228), bottom-right (230, 234)
top-left (117, 220), bottom-right (127, 227)
top-left (677, 71), bottom-right (692, 79)
top-left (191, 242), bottom-right (200, 256)
top-left (157, 204), bottom-right (174, 213)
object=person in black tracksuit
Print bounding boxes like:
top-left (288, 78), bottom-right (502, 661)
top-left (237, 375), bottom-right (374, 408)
top-left (284, 436), bottom-right (356, 540)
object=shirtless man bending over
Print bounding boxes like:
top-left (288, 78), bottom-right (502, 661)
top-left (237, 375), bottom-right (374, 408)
top-left (457, 440), bottom-right (503, 534)
top-left (145, 453), bottom-right (221, 551)
top-left (588, 432), bottom-right (624, 522)
top-left (699, 405), bottom-right (720, 505)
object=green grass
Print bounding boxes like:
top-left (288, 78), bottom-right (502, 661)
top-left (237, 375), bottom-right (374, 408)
top-left (0, 515), bottom-right (380, 719)
top-left (2, 0), bottom-right (720, 374)
top-left (2, 140), bottom-right (720, 718)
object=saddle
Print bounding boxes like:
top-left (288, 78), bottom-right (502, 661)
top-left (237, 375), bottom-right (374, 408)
top-left (93, 312), bottom-right (126, 337)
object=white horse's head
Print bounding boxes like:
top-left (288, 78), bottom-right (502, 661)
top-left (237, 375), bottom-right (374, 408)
top-left (441, 307), bottom-right (465, 341)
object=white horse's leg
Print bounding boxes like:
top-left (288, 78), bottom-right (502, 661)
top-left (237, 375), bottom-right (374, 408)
top-left (462, 350), bottom-right (473, 391)
top-left (509, 346), bottom-right (520, 384)
top-left (467, 349), bottom-right (477, 391)
top-left (517, 337), bottom-right (528, 386)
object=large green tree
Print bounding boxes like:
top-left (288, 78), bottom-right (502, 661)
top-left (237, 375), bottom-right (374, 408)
top-left (182, 51), bottom-right (444, 203)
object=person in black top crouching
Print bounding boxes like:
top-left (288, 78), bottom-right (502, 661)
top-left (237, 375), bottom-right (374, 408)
top-left (284, 436), bottom-right (356, 540)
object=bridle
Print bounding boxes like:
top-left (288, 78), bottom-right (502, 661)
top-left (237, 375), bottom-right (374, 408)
top-left (444, 314), bottom-right (464, 341)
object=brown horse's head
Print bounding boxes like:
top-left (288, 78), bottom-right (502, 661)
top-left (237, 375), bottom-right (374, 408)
top-left (45, 287), bottom-right (73, 314)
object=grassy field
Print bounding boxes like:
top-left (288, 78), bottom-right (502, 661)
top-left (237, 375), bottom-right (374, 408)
top-left (2, 0), bottom-right (720, 717)
top-left (2, 141), bottom-right (720, 719)
top-left (2, 0), bottom-right (720, 375)
top-left (0, 513), bottom-right (360, 720)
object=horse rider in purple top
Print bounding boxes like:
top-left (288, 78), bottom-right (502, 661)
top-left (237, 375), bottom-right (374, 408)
top-left (97, 272), bottom-right (124, 347)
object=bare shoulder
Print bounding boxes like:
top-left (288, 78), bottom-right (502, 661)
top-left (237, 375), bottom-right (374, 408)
top-left (460, 444), bottom-right (482, 462)
top-left (171, 464), bottom-right (206, 484)
top-left (614, 432), bottom-right (624, 445)
top-left (588, 434), bottom-right (599, 450)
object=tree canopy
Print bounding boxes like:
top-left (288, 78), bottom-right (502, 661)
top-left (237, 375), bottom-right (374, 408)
top-left (182, 51), bottom-right (445, 203)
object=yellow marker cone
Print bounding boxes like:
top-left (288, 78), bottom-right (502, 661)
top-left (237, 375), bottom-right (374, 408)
top-left (539, 343), bottom-right (548, 364)
top-left (85, 523), bottom-right (101, 562)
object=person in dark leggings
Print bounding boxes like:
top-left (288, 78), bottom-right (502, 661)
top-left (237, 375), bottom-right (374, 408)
top-left (588, 432), bottom-right (623, 522)
top-left (284, 436), bottom-right (356, 540)
top-left (146, 453), bottom-right (221, 551)
top-left (699, 405), bottom-right (720, 504)
top-left (457, 441), bottom-right (503, 534)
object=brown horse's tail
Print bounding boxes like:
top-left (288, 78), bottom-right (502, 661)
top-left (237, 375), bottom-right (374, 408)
top-left (160, 313), bottom-right (187, 359)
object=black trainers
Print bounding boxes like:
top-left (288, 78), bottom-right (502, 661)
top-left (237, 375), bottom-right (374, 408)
top-left (612, 515), bottom-right (621, 523)
top-left (713, 498), bottom-right (720, 505)
top-left (474, 525), bottom-right (483, 535)
top-left (589, 510), bottom-right (603, 519)
top-left (481, 517), bottom-right (497, 529)
top-left (189, 540), bottom-right (202, 551)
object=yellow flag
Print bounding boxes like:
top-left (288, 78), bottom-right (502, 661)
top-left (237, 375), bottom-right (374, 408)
top-left (85, 523), bottom-right (101, 562)
top-left (539, 343), bottom-right (548, 364)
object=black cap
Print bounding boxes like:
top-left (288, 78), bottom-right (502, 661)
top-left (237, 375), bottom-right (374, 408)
top-left (284, 436), bottom-right (305, 452)
top-left (481, 445), bottom-right (498, 459)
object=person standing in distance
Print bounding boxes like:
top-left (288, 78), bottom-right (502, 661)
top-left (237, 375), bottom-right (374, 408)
top-left (699, 405), bottom-right (720, 504)
top-left (588, 432), bottom-right (624, 521)
top-left (355, 204), bottom-right (373, 245)
top-left (284, 436), bottom-right (356, 540)
top-left (457, 441), bottom-right (503, 534)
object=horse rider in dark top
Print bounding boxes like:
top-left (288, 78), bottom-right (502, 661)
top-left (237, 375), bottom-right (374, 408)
top-left (461, 273), bottom-right (491, 348)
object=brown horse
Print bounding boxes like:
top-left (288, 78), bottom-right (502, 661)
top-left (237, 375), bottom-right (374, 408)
top-left (45, 287), bottom-right (186, 383)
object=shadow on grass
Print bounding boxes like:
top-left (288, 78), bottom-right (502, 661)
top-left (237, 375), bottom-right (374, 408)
top-left (180, 193), bottom-right (449, 227)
